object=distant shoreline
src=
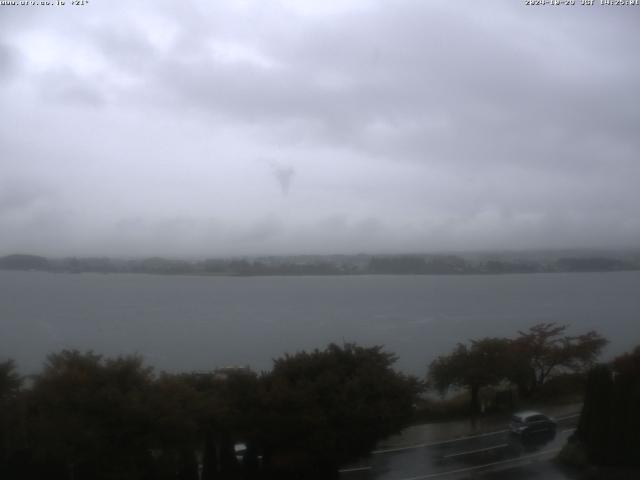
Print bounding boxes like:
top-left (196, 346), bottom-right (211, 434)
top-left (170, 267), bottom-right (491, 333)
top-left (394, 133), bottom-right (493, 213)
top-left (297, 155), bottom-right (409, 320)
top-left (2, 252), bottom-right (638, 278)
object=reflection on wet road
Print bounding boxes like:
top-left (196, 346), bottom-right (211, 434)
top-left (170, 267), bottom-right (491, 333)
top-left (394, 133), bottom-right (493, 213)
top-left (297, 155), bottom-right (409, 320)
top-left (340, 415), bottom-right (579, 480)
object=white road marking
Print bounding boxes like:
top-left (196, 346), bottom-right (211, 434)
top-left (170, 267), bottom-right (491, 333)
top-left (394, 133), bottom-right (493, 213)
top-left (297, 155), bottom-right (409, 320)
top-left (372, 411), bottom-right (580, 455)
top-left (338, 466), bottom-right (372, 473)
top-left (397, 448), bottom-right (561, 480)
top-left (341, 416), bottom-right (579, 476)
top-left (556, 413), bottom-right (580, 420)
top-left (443, 443), bottom-right (509, 459)
top-left (373, 430), bottom-right (507, 454)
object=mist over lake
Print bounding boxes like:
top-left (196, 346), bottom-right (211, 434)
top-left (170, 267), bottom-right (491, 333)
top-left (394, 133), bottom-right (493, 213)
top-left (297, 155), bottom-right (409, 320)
top-left (1, 270), bottom-right (638, 376)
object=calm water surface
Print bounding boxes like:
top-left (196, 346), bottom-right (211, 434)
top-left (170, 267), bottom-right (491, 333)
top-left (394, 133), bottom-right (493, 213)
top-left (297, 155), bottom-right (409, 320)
top-left (1, 271), bottom-right (639, 375)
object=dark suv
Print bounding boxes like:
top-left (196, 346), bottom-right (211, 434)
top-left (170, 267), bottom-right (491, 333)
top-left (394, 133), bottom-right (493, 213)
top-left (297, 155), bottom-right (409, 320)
top-left (510, 411), bottom-right (557, 436)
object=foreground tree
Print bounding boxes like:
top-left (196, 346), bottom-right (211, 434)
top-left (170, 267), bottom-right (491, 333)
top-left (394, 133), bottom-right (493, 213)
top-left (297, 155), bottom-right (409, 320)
top-left (180, 368), bottom-right (263, 480)
top-left (1, 360), bottom-right (23, 478)
top-left (259, 343), bottom-right (422, 479)
top-left (428, 324), bottom-right (608, 411)
top-left (145, 373), bottom-right (203, 480)
top-left (574, 345), bottom-right (640, 467)
top-left (428, 338), bottom-right (511, 415)
top-left (0, 360), bottom-right (21, 401)
top-left (509, 323), bottom-right (608, 397)
top-left (26, 350), bottom-right (156, 480)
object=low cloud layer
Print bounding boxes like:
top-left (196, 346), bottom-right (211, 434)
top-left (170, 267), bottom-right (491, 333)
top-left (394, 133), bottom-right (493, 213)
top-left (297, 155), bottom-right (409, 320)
top-left (1, 0), bottom-right (638, 256)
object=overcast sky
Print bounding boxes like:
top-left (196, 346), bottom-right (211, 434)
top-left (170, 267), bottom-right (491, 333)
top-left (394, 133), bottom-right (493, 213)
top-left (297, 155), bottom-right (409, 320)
top-left (1, 0), bottom-right (638, 257)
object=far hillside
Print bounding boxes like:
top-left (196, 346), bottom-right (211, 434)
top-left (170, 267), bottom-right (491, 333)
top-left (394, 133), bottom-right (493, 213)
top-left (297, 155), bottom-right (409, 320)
top-left (1, 249), bottom-right (639, 277)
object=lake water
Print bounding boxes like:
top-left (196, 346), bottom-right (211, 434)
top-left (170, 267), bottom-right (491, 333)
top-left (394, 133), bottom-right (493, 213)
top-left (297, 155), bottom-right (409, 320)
top-left (1, 270), bottom-right (639, 376)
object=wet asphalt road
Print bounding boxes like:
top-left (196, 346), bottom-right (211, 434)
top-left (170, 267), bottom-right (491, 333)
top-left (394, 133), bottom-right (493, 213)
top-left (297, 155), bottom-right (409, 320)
top-left (340, 415), bottom-right (579, 480)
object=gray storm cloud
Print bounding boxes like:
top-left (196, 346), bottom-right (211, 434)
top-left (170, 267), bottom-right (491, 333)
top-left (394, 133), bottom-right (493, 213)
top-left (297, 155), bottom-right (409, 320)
top-left (0, 0), bottom-right (638, 257)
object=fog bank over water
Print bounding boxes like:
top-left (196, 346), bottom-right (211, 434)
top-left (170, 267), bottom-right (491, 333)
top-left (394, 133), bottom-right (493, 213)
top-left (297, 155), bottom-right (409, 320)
top-left (1, 1), bottom-right (639, 256)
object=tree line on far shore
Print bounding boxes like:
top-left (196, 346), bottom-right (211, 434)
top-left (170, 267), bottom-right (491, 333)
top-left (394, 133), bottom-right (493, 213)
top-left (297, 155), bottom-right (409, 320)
top-left (1, 323), bottom-right (637, 479)
top-left (1, 252), bottom-right (638, 276)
